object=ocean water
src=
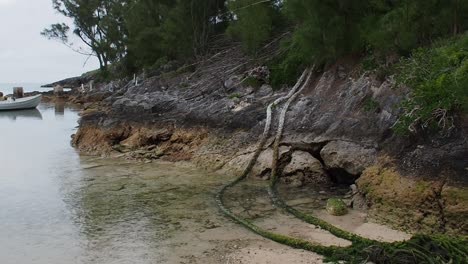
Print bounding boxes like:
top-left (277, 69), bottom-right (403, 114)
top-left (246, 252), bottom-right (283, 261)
top-left (0, 83), bottom-right (52, 95)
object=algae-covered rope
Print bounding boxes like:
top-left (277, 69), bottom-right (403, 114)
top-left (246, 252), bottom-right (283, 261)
top-left (215, 67), bottom-right (467, 263)
top-left (215, 68), bottom-right (348, 256)
top-left (266, 65), bottom-right (373, 245)
top-left (264, 70), bottom-right (468, 263)
top-left (215, 68), bottom-right (374, 261)
top-left (215, 68), bottom-right (308, 213)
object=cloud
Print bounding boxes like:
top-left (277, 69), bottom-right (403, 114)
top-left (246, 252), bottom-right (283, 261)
top-left (0, 0), bottom-right (99, 83)
top-left (0, 0), bottom-right (15, 6)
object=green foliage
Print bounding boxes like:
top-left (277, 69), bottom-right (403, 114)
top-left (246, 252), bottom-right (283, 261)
top-left (284, 0), bottom-right (369, 65)
top-left (228, 93), bottom-right (241, 99)
top-left (43, 0), bottom-right (128, 70)
top-left (44, 0), bottom-right (227, 73)
top-left (363, 98), bottom-right (381, 113)
top-left (150, 57), bottom-right (170, 73)
top-left (123, 0), bottom-right (171, 69)
top-left (268, 45), bottom-right (308, 89)
top-left (394, 34), bottom-right (468, 134)
top-left (226, 0), bottom-right (280, 53)
top-left (267, 0), bottom-right (468, 86)
top-left (364, 0), bottom-right (468, 55)
top-left (44, 0), bottom-right (468, 87)
top-left (124, 0), bottom-right (227, 69)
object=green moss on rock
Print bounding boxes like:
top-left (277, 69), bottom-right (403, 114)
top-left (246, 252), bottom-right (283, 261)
top-left (358, 159), bottom-right (468, 235)
top-left (326, 198), bottom-right (348, 216)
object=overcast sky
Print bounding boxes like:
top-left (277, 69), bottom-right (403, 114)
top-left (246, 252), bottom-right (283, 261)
top-left (0, 0), bottom-right (99, 83)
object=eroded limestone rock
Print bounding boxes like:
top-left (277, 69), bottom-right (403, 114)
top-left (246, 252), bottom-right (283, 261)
top-left (321, 141), bottom-right (377, 176)
top-left (120, 128), bottom-right (172, 149)
top-left (282, 151), bottom-right (330, 186)
top-left (251, 147), bottom-right (290, 179)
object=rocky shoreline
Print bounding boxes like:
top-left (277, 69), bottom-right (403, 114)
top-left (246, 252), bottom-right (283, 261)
top-left (54, 46), bottom-right (467, 236)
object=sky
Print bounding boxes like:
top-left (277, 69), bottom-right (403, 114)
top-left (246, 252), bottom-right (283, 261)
top-left (0, 0), bottom-right (99, 84)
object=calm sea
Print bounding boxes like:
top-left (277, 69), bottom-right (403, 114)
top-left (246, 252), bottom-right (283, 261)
top-left (0, 102), bottom-right (234, 264)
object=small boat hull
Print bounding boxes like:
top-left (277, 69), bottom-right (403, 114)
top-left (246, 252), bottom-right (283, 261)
top-left (0, 95), bottom-right (42, 111)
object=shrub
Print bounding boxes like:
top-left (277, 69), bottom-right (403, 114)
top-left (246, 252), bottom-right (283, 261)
top-left (394, 34), bottom-right (468, 135)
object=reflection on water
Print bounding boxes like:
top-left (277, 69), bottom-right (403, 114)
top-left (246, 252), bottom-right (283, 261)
top-left (0, 103), bottom-right (146, 264)
top-left (0, 108), bottom-right (43, 120)
top-left (0, 103), bottom-right (83, 264)
top-left (55, 102), bottom-right (65, 116)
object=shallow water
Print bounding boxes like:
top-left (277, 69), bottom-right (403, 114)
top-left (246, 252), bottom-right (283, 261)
top-left (0, 103), bottom-right (318, 264)
top-left (0, 103), bottom-right (239, 264)
top-left (0, 103), bottom-right (82, 263)
top-left (0, 103), bottom-right (409, 264)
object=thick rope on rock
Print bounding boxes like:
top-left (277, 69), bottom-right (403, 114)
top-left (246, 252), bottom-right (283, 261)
top-left (266, 66), bottom-right (372, 244)
top-left (264, 70), bottom-right (468, 263)
top-left (215, 68), bottom-right (347, 256)
top-left (215, 68), bottom-right (308, 197)
top-left (215, 68), bottom-right (309, 218)
top-left (215, 67), bottom-right (468, 263)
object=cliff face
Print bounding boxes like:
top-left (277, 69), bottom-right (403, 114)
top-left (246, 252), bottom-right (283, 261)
top-left (70, 46), bottom-right (468, 235)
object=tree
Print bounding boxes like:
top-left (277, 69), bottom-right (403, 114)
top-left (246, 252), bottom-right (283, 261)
top-left (158, 0), bottom-right (227, 59)
top-left (124, 0), bottom-right (227, 69)
top-left (284, 0), bottom-right (369, 64)
top-left (42, 0), bottom-right (127, 71)
top-left (41, 0), bottom-right (468, 80)
top-left (226, 0), bottom-right (282, 53)
top-left (364, 0), bottom-right (468, 54)
top-left (124, 0), bottom-right (173, 68)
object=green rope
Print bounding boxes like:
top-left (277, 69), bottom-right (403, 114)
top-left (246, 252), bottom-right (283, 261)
top-left (215, 68), bottom-right (468, 263)
top-left (266, 64), bottom-right (374, 245)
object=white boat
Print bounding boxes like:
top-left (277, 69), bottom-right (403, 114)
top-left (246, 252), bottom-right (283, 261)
top-left (0, 94), bottom-right (42, 111)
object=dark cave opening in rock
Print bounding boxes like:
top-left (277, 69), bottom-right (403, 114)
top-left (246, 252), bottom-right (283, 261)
top-left (327, 168), bottom-right (360, 186)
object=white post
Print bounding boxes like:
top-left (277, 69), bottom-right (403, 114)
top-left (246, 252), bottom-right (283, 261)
top-left (81, 84), bottom-right (85, 93)
top-left (89, 80), bottom-right (94, 92)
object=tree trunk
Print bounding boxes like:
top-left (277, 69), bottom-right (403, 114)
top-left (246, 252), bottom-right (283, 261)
top-left (453, 1), bottom-right (459, 36)
top-left (97, 54), bottom-right (104, 70)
